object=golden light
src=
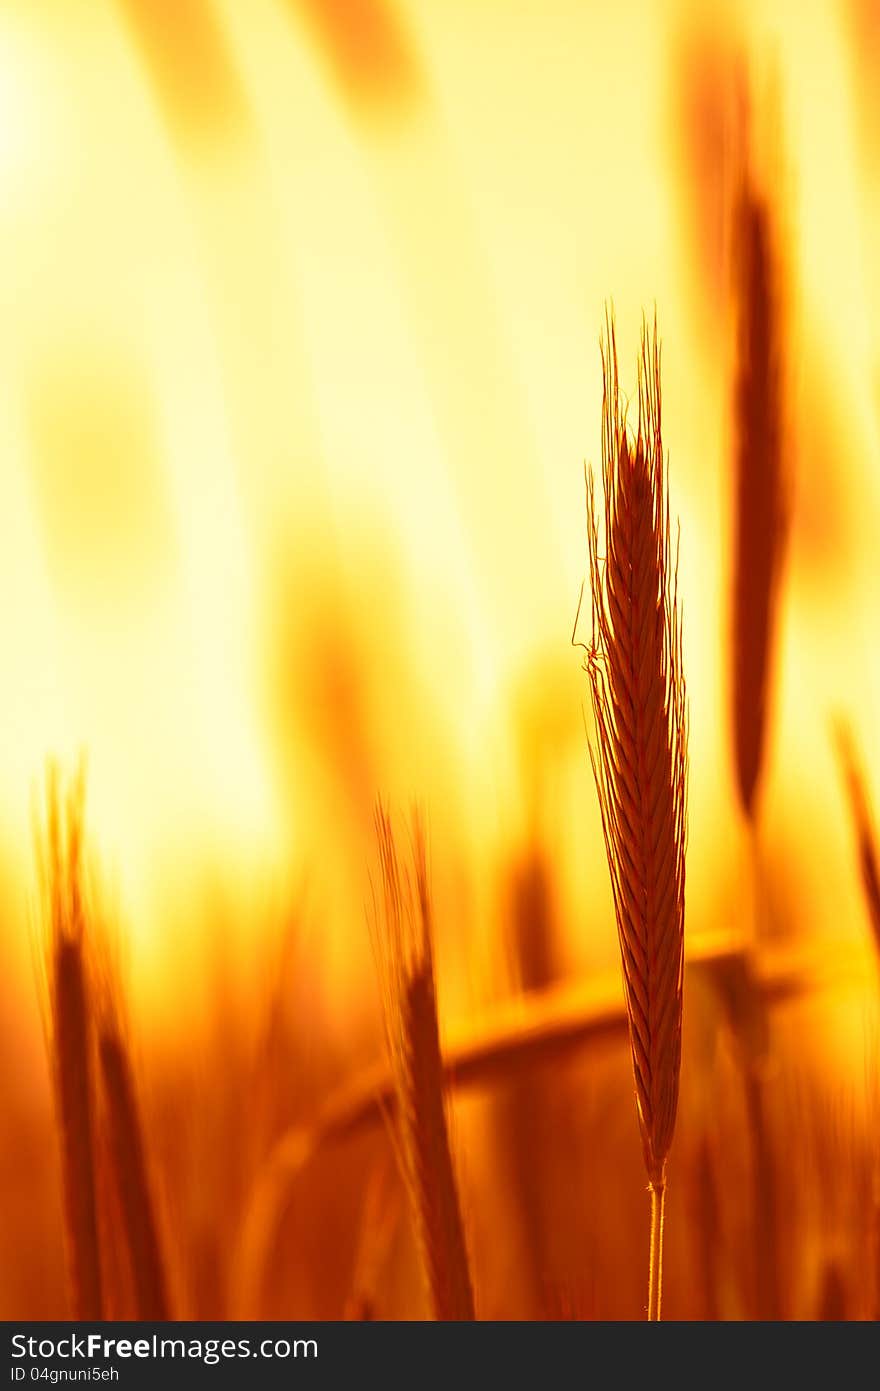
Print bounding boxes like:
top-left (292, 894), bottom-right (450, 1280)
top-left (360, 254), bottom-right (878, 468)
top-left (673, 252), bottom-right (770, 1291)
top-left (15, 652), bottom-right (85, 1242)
top-left (2, 0), bottom-right (879, 1323)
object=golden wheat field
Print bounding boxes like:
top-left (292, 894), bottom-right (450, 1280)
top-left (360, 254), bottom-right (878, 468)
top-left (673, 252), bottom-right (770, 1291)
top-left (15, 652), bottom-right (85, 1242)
top-left (1, 0), bottom-right (880, 1324)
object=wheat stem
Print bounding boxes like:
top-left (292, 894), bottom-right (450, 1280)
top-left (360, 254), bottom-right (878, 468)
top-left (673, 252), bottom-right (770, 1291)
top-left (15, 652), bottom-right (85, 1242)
top-left (745, 1064), bottom-right (780, 1318)
top-left (647, 1174), bottom-right (666, 1321)
top-left (693, 1131), bottom-right (721, 1320)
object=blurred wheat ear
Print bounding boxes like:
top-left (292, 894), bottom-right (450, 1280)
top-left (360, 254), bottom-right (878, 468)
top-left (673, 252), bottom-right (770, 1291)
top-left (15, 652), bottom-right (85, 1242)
top-left (96, 971), bottom-right (171, 1320)
top-left (730, 168), bottom-right (788, 826)
top-left (726, 150), bottom-right (790, 1310)
top-left (834, 722), bottom-right (880, 961)
top-left (583, 313), bottom-right (688, 1320)
top-left (372, 807), bottom-right (475, 1320)
top-left (38, 765), bottom-right (103, 1320)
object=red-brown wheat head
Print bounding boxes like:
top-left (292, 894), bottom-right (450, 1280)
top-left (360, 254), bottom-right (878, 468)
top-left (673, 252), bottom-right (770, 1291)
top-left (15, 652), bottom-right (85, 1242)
top-left (585, 316), bottom-right (688, 1186)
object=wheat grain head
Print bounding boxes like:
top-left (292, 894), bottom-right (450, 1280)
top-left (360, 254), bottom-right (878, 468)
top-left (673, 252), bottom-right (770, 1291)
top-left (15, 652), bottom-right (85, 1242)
top-left (584, 313), bottom-right (688, 1188)
top-left (730, 166), bottom-right (788, 823)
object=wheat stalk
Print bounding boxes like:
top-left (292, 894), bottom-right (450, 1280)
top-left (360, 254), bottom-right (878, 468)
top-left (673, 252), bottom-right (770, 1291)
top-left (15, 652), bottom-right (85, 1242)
top-left (343, 1154), bottom-right (400, 1319)
top-left (691, 1130), bottom-right (721, 1319)
top-left (231, 933), bottom-right (855, 1315)
top-left (583, 313), bottom-right (688, 1319)
top-left (371, 807), bottom-right (475, 1320)
top-left (816, 1260), bottom-right (847, 1321)
top-left (698, 940), bottom-right (783, 1316)
top-left (38, 765), bottom-right (103, 1320)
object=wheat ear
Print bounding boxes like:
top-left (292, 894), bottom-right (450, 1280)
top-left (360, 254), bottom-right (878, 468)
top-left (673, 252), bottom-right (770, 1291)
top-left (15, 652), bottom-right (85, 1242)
top-left (97, 984), bottom-right (170, 1320)
top-left (730, 170), bottom-right (788, 824)
top-left (39, 765), bottom-right (103, 1320)
top-left (834, 722), bottom-right (880, 961)
top-left (584, 314), bottom-right (688, 1320)
top-left (372, 807), bottom-right (475, 1320)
